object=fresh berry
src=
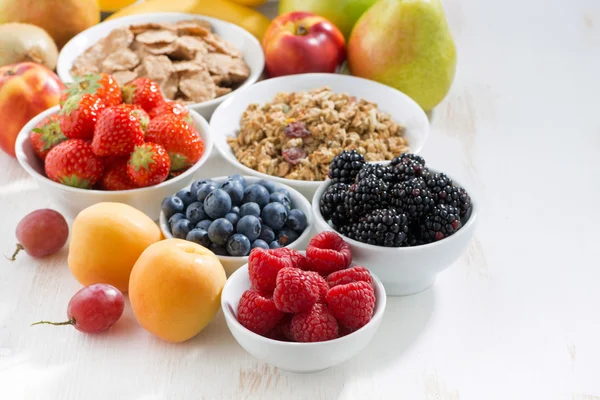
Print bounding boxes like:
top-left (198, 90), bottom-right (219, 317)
top-left (61, 73), bottom-right (122, 107)
top-left (243, 184), bottom-right (270, 208)
top-left (186, 228), bottom-right (211, 247)
top-left (176, 189), bottom-right (195, 208)
top-left (273, 267), bottom-right (320, 313)
top-left (259, 225), bottom-right (275, 243)
top-left (344, 209), bottom-right (409, 247)
top-left (284, 121), bottom-right (311, 138)
top-left (306, 232), bottom-right (352, 275)
top-left (126, 142), bottom-right (170, 187)
top-left (30, 115), bottom-right (67, 160)
top-left (11, 209), bottom-right (68, 260)
top-left (196, 219), bottom-right (213, 231)
top-left (190, 179), bottom-right (215, 198)
top-left (307, 271), bottom-right (329, 301)
top-left (226, 233), bottom-right (251, 256)
top-left (186, 202), bottom-right (208, 225)
top-left (168, 213), bottom-right (186, 230)
top-left (256, 179), bottom-right (277, 193)
top-left (207, 218), bottom-right (234, 246)
top-left (326, 281), bottom-right (375, 330)
top-left (101, 157), bottom-right (137, 190)
top-left (224, 212), bottom-right (240, 226)
top-left (148, 101), bottom-right (190, 122)
top-left (320, 182), bottom-right (350, 227)
top-left (355, 164), bottom-right (394, 183)
top-left (145, 114), bottom-right (204, 171)
top-left (389, 177), bottom-right (433, 220)
top-left (328, 150), bottom-right (365, 184)
top-left (269, 192), bottom-right (291, 210)
top-left (346, 176), bottom-right (390, 216)
top-left (172, 219), bottom-right (194, 239)
top-left (438, 184), bottom-right (472, 217)
top-left (45, 140), bottom-right (104, 189)
top-left (277, 228), bottom-right (299, 246)
top-left (122, 77), bottom-right (165, 113)
top-left (59, 94), bottom-right (107, 140)
top-left (161, 195), bottom-right (184, 219)
top-left (391, 159), bottom-right (428, 182)
top-left (286, 209), bottom-right (307, 232)
top-left (237, 215), bottom-right (261, 242)
top-left (239, 202), bottom-right (261, 218)
top-left (266, 314), bottom-right (294, 341)
top-left (251, 239), bottom-right (269, 250)
top-left (237, 290), bottom-right (284, 336)
top-left (390, 153), bottom-right (426, 167)
top-left (273, 187), bottom-right (290, 197)
top-left (290, 303), bottom-right (338, 342)
top-left (231, 206), bottom-right (240, 215)
top-left (261, 202), bottom-right (288, 230)
top-left (271, 247), bottom-right (308, 270)
top-left (420, 204), bottom-right (462, 242)
top-left (220, 179), bottom-right (244, 206)
top-left (209, 243), bottom-right (228, 256)
top-left (327, 266), bottom-right (373, 288)
top-left (269, 241), bottom-right (282, 249)
top-left (91, 104), bottom-right (147, 156)
top-left (204, 189), bottom-right (232, 219)
top-left (248, 247), bottom-right (294, 293)
top-left (229, 174), bottom-right (247, 188)
top-left (195, 181), bottom-right (218, 202)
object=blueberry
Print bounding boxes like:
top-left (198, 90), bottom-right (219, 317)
top-left (277, 228), bottom-right (300, 246)
top-left (261, 202), bottom-right (288, 230)
top-left (196, 219), bottom-right (213, 231)
top-left (204, 189), bottom-right (232, 219)
top-left (186, 201), bottom-right (207, 224)
top-left (161, 196), bottom-right (184, 219)
top-left (286, 209), bottom-right (307, 232)
top-left (186, 229), bottom-right (211, 247)
top-left (273, 188), bottom-right (290, 198)
top-left (231, 206), bottom-right (240, 215)
top-left (224, 212), bottom-right (240, 226)
top-left (196, 182), bottom-right (219, 202)
top-left (269, 241), bottom-right (282, 249)
top-left (251, 239), bottom-right (269, 250)
top-left (172, 219), bottom-right (194, 239)
top-left (229, 174), bottom-right (247, 188)
top-left (258, 225), bottom-right (275, 243)
top-left (168, 213), bottom-right (185, 229)
top-left (190, 180), bottom-right (217, 198)
top-left (243, 184), bottom-right (270, 208)
top-left (176, 189), bottom-right (195, 208)
top-left (269, 192), bottom-right (291, 210)
top-left (226, 233), bottom-right (251, 256)
top-left (208, 218), bottom-right (234, 245)
top-left (239, 202), bottom-right (260, 218)
top-left (220, 179), bottom-right (244, 206)
top-left (236, 215), bottom-right (262, 242)
top-left (209, 242), bottom-right (228, 256)
top-left (257, 179), bottom-right (277, 193)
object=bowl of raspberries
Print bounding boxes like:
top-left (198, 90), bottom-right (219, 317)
top-left (159, 175), bottom-right (312, 275)
top-left (221, 232), bottom-right (386, 373)
top-left (312, 151), bottom-right (478, 296)
top-left (15, 73), bottom-right (213, 219)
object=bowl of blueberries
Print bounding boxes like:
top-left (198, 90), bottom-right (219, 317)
top-left (160, 174), bottom-right (313, 275)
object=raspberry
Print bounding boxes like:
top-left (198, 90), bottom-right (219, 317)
top-left (266, 314), bottom-right (294, 341)
top-left (327, 266), bottom-right (373, 288)
top-left (326, 281), bottom-right (375, 330)
top-left (307, 271), bottom-right (329, 302)
top-left (306, 232), bottom-right (352, 275)
top-left (248, 248), bottom-right (294, 293)
top-left (273, 268), bottom-right (320, 313)
top-left (291, 303), bottom-right (339, 343)
top-left (271, 247), bottom-right (308, 270)
top-left (237, 290), bottom-right (284, 335)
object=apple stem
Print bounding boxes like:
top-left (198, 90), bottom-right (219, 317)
top-left (296, 25), bottom-right (308, 36)
top-left (7, 244), bottom-right (24, 261)
top-left (30, 318), bottom-right (76, 327)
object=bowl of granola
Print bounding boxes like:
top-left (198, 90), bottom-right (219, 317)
top-left (211, 73), bottom-right (429, 199)
top-left (57, 13), bottom-right (264, 120)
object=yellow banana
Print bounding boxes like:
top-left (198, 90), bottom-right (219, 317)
top-left (98, 0), bottom-right (138, 12)
top-left (107, 0), bottom-right (271, 40)
top-left (228, 0), bottom-right (267, 7)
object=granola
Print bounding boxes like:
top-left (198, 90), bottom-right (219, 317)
top-left (227, 88), bottom-right (409, 181)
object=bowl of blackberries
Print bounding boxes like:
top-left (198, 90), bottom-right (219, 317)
top-left (160, 175), bottom-right (312, 275)
top-left (312, 151), bottom-right (478, 296)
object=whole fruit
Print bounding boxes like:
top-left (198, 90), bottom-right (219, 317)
top-left (61, 73), bottom-right (122, 107)
top-left (68, 202), bottom-right (161, 293)
top-left (0, 62), bottom-right (64, 157)
top-left (126, 142), bottom-right (170, 187)
top-left (263, 12), bottom-right (346, 77)
top-left (122, 77), bottom-right (165, 113)
top-left (92, 104), bottom-right (148, 156)
top-left (59, 93), bottom-right (107, 140)
top-left (11, 209), bottom-right (68, 260)
top-left (30, 115), bottom-right (67, 160)
top-left (45, 139), bottom-right (104, 189)
top-left (129, 239), bottom-right (226, 343)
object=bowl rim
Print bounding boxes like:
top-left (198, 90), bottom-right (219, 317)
top-left (311, 165), bottom-right (479, 253)
top-left (221, 262), bottom-right (387, 347)
top-left (211, 72), bottom-right (430, 189)
top-left (56, 12), bottom-right (265, 110)
top-left (158, 175), bottom-right (314, 261)
top-left (14, 104), bottom-right (214, 195)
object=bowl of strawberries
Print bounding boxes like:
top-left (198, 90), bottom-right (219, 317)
top-left (15, 73), bottom-right (213, 219)
top-left (221, 232), bottom-right (386, 373)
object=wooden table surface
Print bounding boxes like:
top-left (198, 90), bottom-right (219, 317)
top-left (2, 1), bottom-right (600, 399)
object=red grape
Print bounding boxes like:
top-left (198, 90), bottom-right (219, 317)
top-left (31, 284), bottom-right (124, 333)
top-left (12, 209), bottom-right (68, 260)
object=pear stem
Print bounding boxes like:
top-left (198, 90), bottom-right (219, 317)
top-left (7, 244), bottom-right (24, 261)
top-left (31, 318), bottom-right (75, 327)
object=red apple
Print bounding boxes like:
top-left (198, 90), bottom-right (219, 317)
top-left (263, 11), bottom-right (346, 78)
top-left (0, 62), bottom-right (65, 157)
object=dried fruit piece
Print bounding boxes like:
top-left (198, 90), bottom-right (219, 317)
top-left (282, 147), bottom-right (307, 165)
top-left (284, 121), bottom-right (311, 138)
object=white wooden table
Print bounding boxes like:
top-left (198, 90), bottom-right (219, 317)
top-left (2, 1), bottom-right (600, 398)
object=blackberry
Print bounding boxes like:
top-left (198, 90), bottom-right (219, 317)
top-left (444, 185), bottom-right (472, 217)
top-left (319, 183), bottom-right (350, 227)
top-left (344, 209), bottom-right (409, 247)
top-left (390, 177), bottom-right (434, 220)
top-left (390, 153), bottom-right (426, 167)
top-left (345, 177), bottom-right (389, 216)
top-left (425, 173), bottom-right (472, 217)
top-left (355, 163), bottom-right (394, 183)
top-left (420, 204), bottom-right (462, 243)
top-left (391, 159), bottom-right (428, 182)
top-left (328, 150), bottom-right (365, 184)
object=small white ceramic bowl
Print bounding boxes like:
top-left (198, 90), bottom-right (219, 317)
top-left (159, 175), bottom-right (313, 276)
top-left (57, 13), bottom-right (265, 120)
top-left (312, 169), bottom-right (478, 296)
top-left (15, 105), bottom-right (213, 220)
top-left (222, 262), bottom-right (387, 373)
top-left (211, 73), bottom-right (429, 200)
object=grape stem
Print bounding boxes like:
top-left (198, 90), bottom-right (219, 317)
top-left (7, 244), bottom-right (24, 261)
top-left (30, 318), bottom-right (76, 327)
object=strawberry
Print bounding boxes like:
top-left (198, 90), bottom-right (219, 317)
top-left (101, 157), bottom-right (138, 191)
top-left (30, 115), bottom-right (67, 160)
top-left (122, 77), bottom-right (165, 113)
top-left (45, 139), bottom-right (104, 189)
top-left (59, 94), bottom-right (107, 140)
top-left (126, 142), bottom-right (170, 187)
top-left (148, 101), bottom-right (191, 124)
top-left (145, 114), bottom-right (204, 171)
top-left (61, 73), bottom-right (122, 106)
top-left (91, 104), bottom-right (148, 157)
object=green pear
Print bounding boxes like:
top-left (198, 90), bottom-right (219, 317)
top-left (347, 0), bottom-right (456, 110)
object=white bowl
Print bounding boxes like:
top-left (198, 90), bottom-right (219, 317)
top-left (312, 169), bottom-right (479, 296)
top-left (159, 175), bottom-right (313, 276)
top-left (211, 73), bottom-right (429, 200)
top-left (221, 262), bottom-right (387, 373)
top-left (15, 105), bottom-right (214, 220)
top-left (57, 13), bottom-right (265, 120)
